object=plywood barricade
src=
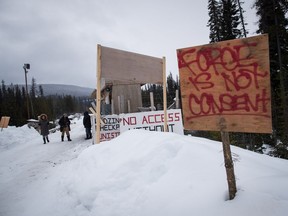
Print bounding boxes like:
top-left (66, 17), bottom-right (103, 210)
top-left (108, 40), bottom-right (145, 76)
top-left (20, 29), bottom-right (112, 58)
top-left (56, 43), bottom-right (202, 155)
top-left (95, 45), bottom-right (167, 144)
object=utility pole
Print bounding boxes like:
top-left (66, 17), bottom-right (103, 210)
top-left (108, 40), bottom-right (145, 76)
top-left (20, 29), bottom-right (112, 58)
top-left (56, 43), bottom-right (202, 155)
top-left (23, 64), bottom-right (30, 119)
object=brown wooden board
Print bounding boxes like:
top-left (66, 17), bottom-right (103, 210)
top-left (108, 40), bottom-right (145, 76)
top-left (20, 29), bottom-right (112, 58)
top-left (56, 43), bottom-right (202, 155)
top-left (177, 34), bottom-right (272, 133)
top-left (101, 46), bottom-right (163, 84)
top-left (0, 116), bottom-right (10, 129)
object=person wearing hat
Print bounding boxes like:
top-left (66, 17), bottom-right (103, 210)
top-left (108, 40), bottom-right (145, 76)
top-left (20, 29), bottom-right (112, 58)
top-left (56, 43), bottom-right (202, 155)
top-left (38, 114), bottom-right (50, 144)
top-left (59, 113), bottom-right (72, 142)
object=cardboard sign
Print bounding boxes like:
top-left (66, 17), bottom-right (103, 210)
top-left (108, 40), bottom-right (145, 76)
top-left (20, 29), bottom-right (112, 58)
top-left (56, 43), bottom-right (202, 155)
top-left (177, 34), bottom-right (272, 133)
top-left (119, 109), bottom-right (184, 135)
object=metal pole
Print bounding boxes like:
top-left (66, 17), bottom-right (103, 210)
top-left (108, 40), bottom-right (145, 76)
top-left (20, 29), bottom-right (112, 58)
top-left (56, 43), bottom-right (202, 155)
top-left (24, 66), bottom-right (30, 119)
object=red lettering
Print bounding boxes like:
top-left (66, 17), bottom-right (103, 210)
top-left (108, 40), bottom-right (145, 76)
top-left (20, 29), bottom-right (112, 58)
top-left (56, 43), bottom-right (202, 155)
top-left (187, 89), bottom-right (270, 120)
top-left (142, 116), bottom-right (148, 124)
top-left (175, 113), bottom-right (180, 121)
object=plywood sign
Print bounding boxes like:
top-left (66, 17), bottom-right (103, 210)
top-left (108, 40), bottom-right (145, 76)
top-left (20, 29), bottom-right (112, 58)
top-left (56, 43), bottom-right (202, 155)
top-left (177, 34), bottom-right (272, 133)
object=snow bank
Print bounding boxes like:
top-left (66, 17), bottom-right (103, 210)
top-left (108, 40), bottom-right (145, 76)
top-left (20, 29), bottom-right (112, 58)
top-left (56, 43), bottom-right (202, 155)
top-left (0, 118), bottom-right (288, 216)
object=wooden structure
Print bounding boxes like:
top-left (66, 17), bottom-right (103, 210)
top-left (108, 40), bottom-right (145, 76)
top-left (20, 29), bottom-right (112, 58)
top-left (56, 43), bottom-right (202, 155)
top-left (95, 45), bottom-right (167, 143)
top-left (96, 83), bottom-right (143, 115)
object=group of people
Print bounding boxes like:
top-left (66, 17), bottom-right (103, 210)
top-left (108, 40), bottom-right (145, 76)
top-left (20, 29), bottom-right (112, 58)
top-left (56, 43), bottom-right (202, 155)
top-left (38, 112), bottom-right (92, 144)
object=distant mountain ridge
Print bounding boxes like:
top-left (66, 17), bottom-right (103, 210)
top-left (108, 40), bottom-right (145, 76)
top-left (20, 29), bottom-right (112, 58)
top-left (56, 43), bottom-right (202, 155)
top-left (40, 84), bottom-right (94, 97)
top-left (17, 84), bottom-right (94, 97)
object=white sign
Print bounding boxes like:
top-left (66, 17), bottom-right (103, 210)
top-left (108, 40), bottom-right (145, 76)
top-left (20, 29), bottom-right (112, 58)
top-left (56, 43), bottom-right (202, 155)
top-left (91, 110), bottom-right (184, 143)
top-left (91, 114), bottom-right (120, 142)
top-left (119, 109), bottom-right (183, 135)
top-left (100, 114), bottom-right (120, 141)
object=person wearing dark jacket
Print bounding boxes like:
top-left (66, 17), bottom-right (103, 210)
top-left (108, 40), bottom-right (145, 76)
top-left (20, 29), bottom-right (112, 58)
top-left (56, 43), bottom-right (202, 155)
top-left (59, 113), bottom-right (72, 141)
top-left (38, 114), bottom-right (50, 144)
top-left (83, 111), bottom-right (92, 139)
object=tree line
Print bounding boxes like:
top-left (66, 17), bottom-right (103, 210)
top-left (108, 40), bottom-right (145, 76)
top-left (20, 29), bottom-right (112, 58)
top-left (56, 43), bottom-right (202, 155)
top-left (0, 79), bottom-right (90, 126)
top-left (141, 72), bottom-right (179, 109)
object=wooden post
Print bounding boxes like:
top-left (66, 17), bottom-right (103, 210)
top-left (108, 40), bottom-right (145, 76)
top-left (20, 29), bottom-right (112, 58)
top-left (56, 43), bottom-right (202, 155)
top-left (120, 95), bottom-right (125, 113)
top-left (162, 57), bottom-right (168, 132)
top-left (118, 96), bottom-right (121, 114)
top-left (219, 118), bottom-right (237, 200)
top-left (96, 44), bottom-right (102, 144)
top-left (175, 89), bottom-right (179, 109)
top-left (127, 99), bottom-right (131, 113)
top-left (150, 92), bottom-right (155, 111)
top-left (111, 99), bottom-right (115, 114)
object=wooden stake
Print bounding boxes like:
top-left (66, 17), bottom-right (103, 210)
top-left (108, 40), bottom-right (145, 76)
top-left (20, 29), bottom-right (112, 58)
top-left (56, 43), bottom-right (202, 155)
top-left (162, 57), bottom-right (168, 132)
top-left (127, 99), bottom-right (131, 113)
top-left (176, 89), bottom-right (179, 109)
top-left (96, 44), bottom-right (102, 144)
top-left (150, 92), bottom-right (155, 111)
top-left (219, 117), bottom-right (237, 200)
top-left (118, 96), bottom-right (121, 114)
top-left (111, 99), bottom-right (115, 114)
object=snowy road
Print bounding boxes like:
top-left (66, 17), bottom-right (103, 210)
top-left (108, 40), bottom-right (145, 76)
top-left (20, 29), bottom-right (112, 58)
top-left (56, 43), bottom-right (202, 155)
top-left (0, 120), bottom-right (91, 216)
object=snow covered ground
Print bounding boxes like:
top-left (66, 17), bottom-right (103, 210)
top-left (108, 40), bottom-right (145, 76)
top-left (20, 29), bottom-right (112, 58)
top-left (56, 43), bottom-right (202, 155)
top-left (0, 116), bottom-right (288, 216)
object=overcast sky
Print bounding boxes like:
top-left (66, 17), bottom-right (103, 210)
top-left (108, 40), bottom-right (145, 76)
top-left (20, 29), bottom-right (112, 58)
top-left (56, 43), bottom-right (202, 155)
top-left (0, 0), bottom-right (258, 89)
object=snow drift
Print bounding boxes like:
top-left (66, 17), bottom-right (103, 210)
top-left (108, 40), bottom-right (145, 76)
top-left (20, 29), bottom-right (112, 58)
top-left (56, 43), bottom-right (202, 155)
top-left (0, 117), bottom-right (287, 216)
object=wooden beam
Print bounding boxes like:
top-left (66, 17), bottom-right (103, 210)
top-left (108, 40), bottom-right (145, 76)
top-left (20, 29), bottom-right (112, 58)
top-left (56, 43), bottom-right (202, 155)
top-left (162, 57), bottom-right (168, 132)
top-left (96, 44), bottom-right (102, 144)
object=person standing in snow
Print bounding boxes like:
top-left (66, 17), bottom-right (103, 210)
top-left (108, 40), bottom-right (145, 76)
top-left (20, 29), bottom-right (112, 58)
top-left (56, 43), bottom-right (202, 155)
top-left (83, 111), bottom-right (92, 139)
top-left (38, 114), bottom-right (50, 144)
top-left (59, 113), bottom-right (72, 142)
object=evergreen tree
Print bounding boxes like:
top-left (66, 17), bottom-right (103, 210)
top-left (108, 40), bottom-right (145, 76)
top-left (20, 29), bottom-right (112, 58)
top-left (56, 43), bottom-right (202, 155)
top-left (236, 0), bottom-right (248, 37)
top-left (207, 0), bottom-right (222, 42)
top-left (15, 85), bottom-right (26, 125)
top-left (167, 72), bottom-right (177, 106)
top-left (30, 77), bottom-right (37, 99)
top-left (29, 77), bottom-right (38, 118)
top-left (254, 0), bottom-right (288, 156)
top-left (206, 0), bottom-right (275, 155)
top-left (220, 0), bottom-right (241, 40)
top-left (208, 0), bottom-right (245, 42)
top-left (39, 85), bottom-right (44, 97)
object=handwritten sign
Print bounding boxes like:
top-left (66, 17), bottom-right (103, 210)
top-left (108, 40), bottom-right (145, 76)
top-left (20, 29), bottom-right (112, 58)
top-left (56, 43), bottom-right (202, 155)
top-left (119, 109), bottom-right (184, 135)
top-left (100, 115), bottom-right (120, 141)
top-left (91, 110), bottom-right (183, 142)
top-left (177, 34), bottom-right (272, 133)
top-left (91, 114), bottom-right (120, 142)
